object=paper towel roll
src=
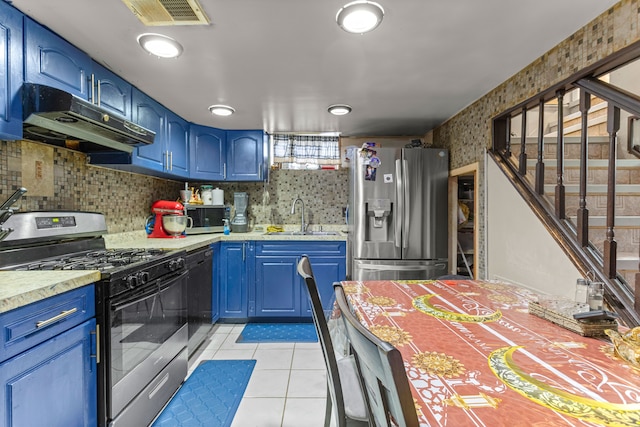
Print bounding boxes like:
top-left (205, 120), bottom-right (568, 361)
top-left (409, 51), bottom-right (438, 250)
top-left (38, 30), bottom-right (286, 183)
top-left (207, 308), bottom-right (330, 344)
top-left (212, 188), bottom-right (224, 205)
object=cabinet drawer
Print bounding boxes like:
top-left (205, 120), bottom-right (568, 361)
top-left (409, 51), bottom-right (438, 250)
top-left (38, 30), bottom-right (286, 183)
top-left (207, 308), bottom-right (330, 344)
top-left (256, 241), bottom-right (346, 256)
top-left (0, 285), bottom-right (95, 363)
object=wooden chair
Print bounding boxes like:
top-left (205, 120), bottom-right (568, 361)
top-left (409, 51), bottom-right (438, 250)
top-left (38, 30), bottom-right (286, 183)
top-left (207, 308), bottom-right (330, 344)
top-left (296, 256), bottom-right (369, 427)
top-left (334, 283), bottom-right (419, 427)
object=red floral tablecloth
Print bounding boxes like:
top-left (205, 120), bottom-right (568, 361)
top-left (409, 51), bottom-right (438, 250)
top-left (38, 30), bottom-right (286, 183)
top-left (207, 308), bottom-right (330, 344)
top-left (337, 279), bottom-right (640, 427)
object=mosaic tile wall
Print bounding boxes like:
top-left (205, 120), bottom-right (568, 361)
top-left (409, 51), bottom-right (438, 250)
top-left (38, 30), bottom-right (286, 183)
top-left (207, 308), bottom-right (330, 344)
top-left (192, 169), bottom-right (349, 227)
top-left (431, 0), bottom-right (638, 277)
top-left (0, 139), bottom-right (348, 234)
top-left (0, 139), bottom-right (183, 234)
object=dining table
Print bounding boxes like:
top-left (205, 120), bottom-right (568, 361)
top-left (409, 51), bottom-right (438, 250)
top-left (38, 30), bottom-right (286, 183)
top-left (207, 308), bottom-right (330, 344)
top-left (332, 278), bottom-right (640, 427)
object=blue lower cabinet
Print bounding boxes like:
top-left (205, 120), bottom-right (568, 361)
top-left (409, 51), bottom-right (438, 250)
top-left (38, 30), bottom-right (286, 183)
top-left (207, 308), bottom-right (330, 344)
top-left (255, 256), bottom-right (300, 317)
top-left (302, 256), bottom-right (346, 316)
top-left (219, 242), bottom-right (254, 319)
top-left (253, 241), bottom-right (346, 319)
top-left (0, 318), bottom-right (97, 427)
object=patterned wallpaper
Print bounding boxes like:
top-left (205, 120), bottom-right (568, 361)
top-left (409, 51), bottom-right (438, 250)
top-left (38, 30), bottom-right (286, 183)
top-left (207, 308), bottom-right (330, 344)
top-left (0, 139), bottom-right (349, 234)
top-left (432, 0), bottom-right (638, 276)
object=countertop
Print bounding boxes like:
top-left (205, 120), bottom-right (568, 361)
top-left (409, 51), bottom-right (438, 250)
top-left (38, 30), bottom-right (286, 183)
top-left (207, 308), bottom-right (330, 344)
top-left (0, 271), bottom-right (101, 314)
top-left (0, 225), bottom-right (346, 314)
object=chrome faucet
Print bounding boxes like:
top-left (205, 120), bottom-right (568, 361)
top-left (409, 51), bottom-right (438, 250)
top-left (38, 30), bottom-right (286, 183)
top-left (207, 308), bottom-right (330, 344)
top-left (290, 196), bottom-right (305, 233)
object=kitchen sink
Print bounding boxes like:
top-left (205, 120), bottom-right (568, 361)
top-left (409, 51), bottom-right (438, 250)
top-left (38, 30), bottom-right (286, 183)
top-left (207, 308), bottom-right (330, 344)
top-left (266, 231), bottom-right (340, 236)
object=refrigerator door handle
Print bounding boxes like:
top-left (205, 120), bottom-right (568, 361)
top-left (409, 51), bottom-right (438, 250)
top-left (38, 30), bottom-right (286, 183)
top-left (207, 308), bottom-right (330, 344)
top-left (395, 159), bottom-right (403, 248)
top-left (357, 263), bottom-right (447, 271)
top-left (402, 159), bottom-right (410, 249)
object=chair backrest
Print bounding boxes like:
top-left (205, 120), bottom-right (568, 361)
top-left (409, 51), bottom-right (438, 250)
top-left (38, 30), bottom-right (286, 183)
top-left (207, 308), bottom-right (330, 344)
top-left (297, 256), bottom-right (348, 423)
top-left (334, 283), bottom-right (419, 427)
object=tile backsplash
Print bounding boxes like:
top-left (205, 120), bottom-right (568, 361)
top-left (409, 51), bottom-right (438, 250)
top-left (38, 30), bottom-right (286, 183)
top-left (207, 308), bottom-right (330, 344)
top-left (0, 139), bottom-right (348, 234)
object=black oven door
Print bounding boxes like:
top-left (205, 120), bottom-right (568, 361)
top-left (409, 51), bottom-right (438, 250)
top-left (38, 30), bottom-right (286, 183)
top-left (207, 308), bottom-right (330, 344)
top-left (107, 269), bottom-right (188, 419)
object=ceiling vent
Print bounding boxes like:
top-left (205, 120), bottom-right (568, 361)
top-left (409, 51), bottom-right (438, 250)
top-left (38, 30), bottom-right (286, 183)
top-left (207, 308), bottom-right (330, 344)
top-left (122, 0), bottom-right (210, 26)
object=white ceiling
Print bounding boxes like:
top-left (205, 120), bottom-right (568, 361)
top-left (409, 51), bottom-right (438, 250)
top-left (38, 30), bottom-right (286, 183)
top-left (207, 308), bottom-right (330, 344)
top-left (10, 0), bottom-right (619, 137)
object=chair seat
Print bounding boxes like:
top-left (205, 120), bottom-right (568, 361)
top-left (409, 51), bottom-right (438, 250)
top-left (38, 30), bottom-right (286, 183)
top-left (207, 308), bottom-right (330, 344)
top-left (337, 355), bottom-right (368, 421)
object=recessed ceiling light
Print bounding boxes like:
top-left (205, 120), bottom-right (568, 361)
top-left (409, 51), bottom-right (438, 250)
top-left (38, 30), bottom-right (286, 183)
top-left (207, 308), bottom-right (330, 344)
top-left (209, 105), bottom-right (236, 116)
top-left (137, 33), bottom-right (183, 58)
top-left (336, 1), bottom-right (384, 34)
top-left (328, 104), bottom-right (352, 116)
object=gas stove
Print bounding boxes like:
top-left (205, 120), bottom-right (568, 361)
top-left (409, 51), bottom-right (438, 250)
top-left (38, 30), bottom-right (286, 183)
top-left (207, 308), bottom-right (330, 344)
top-left (0, 211), bottom-right (186, 295)
top-left (0, 210), bottom-right (190, 427)
top-left (10, 248), bottom-right (168, 272)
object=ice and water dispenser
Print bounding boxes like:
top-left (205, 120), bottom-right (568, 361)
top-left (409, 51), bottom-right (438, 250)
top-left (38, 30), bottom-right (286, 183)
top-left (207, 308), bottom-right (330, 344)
top-left (365, 198), bottom-right (392, 241)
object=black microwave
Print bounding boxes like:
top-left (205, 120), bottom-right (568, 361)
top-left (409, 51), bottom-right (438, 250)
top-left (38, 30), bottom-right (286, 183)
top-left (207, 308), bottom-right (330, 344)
top-left (185, 205), bottom-right (229, 234)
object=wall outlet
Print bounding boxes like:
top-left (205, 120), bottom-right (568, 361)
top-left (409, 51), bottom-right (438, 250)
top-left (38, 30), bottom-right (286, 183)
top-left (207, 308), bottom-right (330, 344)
top-left (342, 207), bottom-right (347, 217)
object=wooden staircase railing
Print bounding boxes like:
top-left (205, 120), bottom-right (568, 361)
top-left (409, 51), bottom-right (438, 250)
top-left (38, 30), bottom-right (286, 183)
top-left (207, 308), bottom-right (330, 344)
top-left (492, 77), bottom-right (640, 327)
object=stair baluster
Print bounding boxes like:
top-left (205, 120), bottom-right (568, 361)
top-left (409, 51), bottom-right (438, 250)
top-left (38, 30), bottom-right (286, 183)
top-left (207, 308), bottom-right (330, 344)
top-left (603, 104), bottom-right (620, 278)
top-left (518, 106), bottom-right (527, 176)
top-left (577, 89), bottom-right (591, 247)
top-left (535, 98), bottom-right (545, 195)
top-left (555, 90), bottom-right (566, 219)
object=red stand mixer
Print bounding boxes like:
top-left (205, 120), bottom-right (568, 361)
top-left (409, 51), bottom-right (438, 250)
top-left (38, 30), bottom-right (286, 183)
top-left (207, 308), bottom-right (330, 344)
top-left (146, 200), bottom-right (191, 238)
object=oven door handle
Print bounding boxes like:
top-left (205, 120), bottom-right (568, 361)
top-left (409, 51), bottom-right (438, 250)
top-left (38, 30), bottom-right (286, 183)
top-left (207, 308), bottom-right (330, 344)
top-left (110, 270), bottom-right (188, 311)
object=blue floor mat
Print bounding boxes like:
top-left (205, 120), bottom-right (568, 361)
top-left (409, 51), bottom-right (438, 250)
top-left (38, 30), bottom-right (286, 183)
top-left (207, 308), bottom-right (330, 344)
top-left (236, 323), bottom-right (318, 343)
top-left (152, 360), bottom-right (255, 427)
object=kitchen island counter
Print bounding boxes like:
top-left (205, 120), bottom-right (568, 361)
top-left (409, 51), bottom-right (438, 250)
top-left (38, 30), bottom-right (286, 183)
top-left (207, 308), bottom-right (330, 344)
top-left (0, 270), bottom-right (100, 314)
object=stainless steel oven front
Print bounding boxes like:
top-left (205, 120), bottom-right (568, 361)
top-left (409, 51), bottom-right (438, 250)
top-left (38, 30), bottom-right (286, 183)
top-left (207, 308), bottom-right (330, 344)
top-left (103, 267), bottom-right (188, 427)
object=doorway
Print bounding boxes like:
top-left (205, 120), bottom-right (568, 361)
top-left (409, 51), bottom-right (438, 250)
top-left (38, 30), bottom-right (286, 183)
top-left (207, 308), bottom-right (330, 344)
top-left (449, 163), bottom-right (478, 278)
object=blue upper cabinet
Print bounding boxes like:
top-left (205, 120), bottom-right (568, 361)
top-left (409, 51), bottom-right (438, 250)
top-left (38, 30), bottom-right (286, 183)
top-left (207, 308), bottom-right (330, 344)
top-left (24, 17), bottom-right (91, 98)
top-left (129, 88), bottom-right (189, 178)
top-left (189, 127), bottom-right (266, 182)
top-left (90, 61), bottom-right (131, 119)
top-left (132, 88), bottom-right (166, 172)
top-left (0, 1), bottom-right (23, 140)
top-left (227, 130), bottom-right (265, 181)
top-left (165, 110), bottom-right (189, 178)
top-left (189, 124), bottom-right (225, 180)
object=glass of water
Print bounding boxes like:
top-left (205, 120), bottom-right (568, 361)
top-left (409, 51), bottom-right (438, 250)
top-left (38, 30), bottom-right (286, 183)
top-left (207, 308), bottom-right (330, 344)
top-left (588, 282), bottom-right (604, 311)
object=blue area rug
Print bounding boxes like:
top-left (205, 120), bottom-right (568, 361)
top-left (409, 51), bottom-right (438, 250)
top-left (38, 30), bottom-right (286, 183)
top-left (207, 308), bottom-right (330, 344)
top-left (152, 360), bottom-right (255, 427)
top-left (236, 323), bottom-right (318, 343)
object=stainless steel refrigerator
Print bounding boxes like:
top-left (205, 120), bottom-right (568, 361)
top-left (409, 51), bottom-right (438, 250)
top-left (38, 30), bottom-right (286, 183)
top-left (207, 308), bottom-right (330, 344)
top-left (347, 146), bottom-right (449, 280)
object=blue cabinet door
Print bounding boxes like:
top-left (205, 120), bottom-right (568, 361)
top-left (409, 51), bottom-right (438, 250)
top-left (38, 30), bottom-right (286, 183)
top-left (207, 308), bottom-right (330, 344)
top-left (166, 110), bottom-right (189, 178)
top-left (255, 256), bottom-right (300, 317)
top-left (24, 17), bottom-right (91, 98)
top-left (0, 1), bottom-right (23, 140)
top-left (189, 124), bottom-right (225, 180)
top-left (132, 88), bottom-right (165, 172)
top-left (226, 130), bottom-right (264, 181)
top-left (303, 256), bottom-right (346, 316)
top-left (91, 61), bottom-right (131, 119)
top-left (219, 242), bottom-right (251, 318)
top-left (0, 318), bottom-right (97, 427)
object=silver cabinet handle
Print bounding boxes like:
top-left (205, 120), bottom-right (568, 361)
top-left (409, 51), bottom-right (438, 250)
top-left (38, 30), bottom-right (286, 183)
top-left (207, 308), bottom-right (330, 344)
top-left (97, 80), bottom-right (101, 106)
top-left (169, 151), bottom-right (173, 171)
top-left (36, 307), bottom-right (78, 328)
top-left (91, 324), bottom-right (100, 364)
top-left (164, 151), bottom-right (169, 170)
top-left (242, 242), bottom-right (246, 261)
top-left (90, 74), bottom-right (95, 104)
top-left (223, 163), bottom-right (227, 180)
top-left (259, 163), bottom-right (263, 180)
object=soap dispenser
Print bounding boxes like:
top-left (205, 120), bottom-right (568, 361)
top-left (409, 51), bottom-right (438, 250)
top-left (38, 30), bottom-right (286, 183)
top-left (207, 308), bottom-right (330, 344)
top-left (223, 219), bottom-right (230, 235)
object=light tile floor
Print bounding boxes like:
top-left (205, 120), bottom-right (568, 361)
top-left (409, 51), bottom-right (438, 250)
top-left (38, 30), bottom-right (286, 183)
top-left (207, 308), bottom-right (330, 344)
top-left (187, 323), bottom-right (328, 427)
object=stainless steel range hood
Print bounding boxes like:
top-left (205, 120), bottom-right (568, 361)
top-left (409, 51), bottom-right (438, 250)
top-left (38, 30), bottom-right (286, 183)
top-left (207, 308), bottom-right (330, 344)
top-left (22, 83), bottom-right (155, 153)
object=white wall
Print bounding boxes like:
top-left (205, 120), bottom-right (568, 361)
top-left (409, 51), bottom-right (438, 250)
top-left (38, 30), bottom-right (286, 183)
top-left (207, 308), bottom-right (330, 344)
top-left (486, 155), bottom-right (581, 297)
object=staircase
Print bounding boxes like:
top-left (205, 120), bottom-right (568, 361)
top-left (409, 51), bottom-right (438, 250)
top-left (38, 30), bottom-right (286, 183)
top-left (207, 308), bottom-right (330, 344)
top-left (491, 78), bottom-right (640, 327)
